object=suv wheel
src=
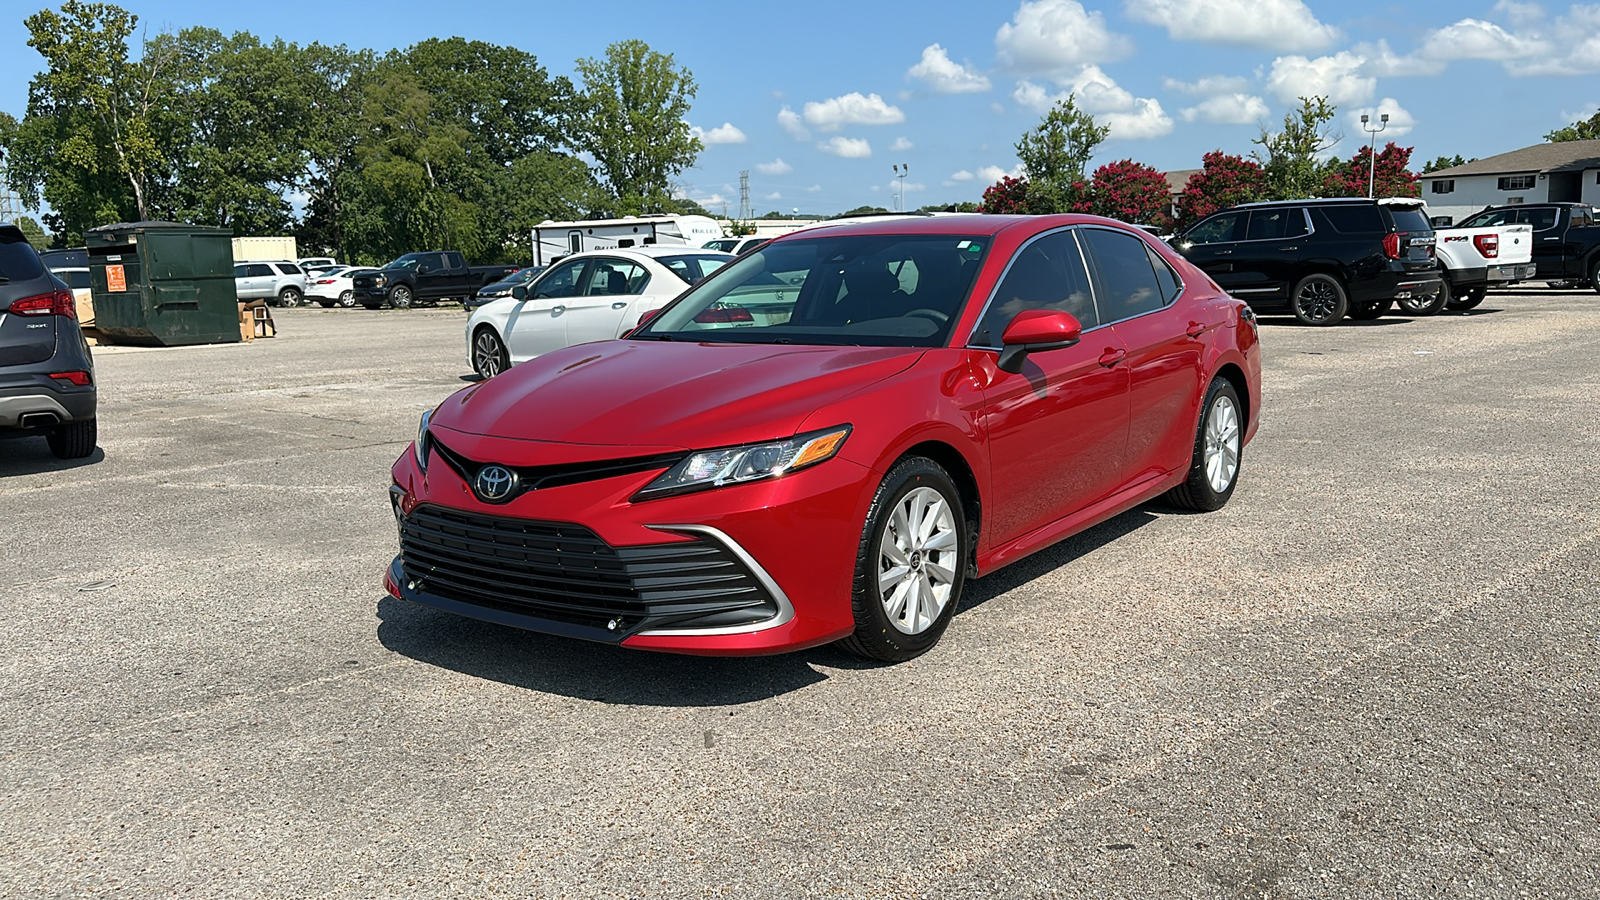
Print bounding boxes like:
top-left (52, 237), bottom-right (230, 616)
top-left (389, 285), bottom-right (414, 309)
top-left (1397, 283), bottom-right (1447, 316)
top-left (47, 418), bottom-right (97, 460)
top-left (1291, 274), bottom-right (1348, 326)
top-left (277, 287), bottom-right (303, 308)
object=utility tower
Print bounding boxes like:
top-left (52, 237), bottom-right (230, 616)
top-left (738, 170), bottom-right (751, 221)
top-left (0, 159), bottom-right (22, 224)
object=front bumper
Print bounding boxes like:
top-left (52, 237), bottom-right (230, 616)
top-left (386, 434), bottom-right (870, 655)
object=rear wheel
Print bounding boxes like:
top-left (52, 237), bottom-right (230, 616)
top-left (838, 458), bottom-right (968, 663)
top-left (1447, 286), bottom-right (1487, 310)
top-left (1164, 379), bottom-right (1243, 512)
top-left (1591, 259), bottom-right (1600, 295)
top-left (389, 285), bottom-right (414, 309)
top-left (47, 418), bottom-right (97, 460)
top-left (1291, 274), bottom-right (1348, 326)
top-left (472, 327), bottom-right (510, 379)
top-left (277, 287), bottom-right (303, 308)
top-left (1397, 281), bottom-right (1447, 316)
top-left (1347, 299), bottom-right (1392, 320)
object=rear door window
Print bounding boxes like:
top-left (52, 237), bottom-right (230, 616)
top-left (1080, 228), bottom-right (1168, 320)
top-left (247, 264), bottom-right (273, 277)
top-left (1526, 208), bottom-right (1560, 231)
top-left (972, 230), bottom-right (1097, 346)
top-left (278, 263), bottom-right (303, 274)
top-left (1245, 208), bottom-right (1309, 241)
top-left (583, 260), bottom-right (648, 295)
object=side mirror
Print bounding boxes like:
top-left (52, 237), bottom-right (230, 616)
top-left (997, 309), bottom-right (1082, 374)
top-left (511, 285), bottom-right (528, 301)
top-left (636, 308), bottom-right (662, 327)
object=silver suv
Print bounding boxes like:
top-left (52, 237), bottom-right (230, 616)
top-left (234, 260), bottom-right (309, 307)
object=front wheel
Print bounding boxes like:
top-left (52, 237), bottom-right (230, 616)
top-left (1164, 378), bottom-right (1243, 512)
top-left (838, 458), bottom-right (969, 663)
top-left (1291, 274), bottom-right (1348, 326)
top-left (389, 285), bottom-right (414, 309)
top-left (277, 287), bottom-right (303, 308)
top-left (47, 418), bottom-right (97, 460)
top-left (1447, 286), bottom-right (1487, 310)
top-left (472, 327), bottom-right (510, 379)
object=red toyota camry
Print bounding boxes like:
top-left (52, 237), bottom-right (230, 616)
top-left (387, 215), bottom-right (1261, 661)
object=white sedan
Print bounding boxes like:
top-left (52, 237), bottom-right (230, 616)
top-left (306, 266), bottom-right (379, 308)
top-left (465, 247), bottom-right (733, 378)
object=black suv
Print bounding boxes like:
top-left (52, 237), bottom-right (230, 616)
top-left (0, 224), bottom-right (97, 459)
top-left (1171, 198), bottom-right (1440, 325)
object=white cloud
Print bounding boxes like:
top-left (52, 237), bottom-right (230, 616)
top-left (977, 164), bottom-right (1025, 183)
top-left (756, 158), bottom-right (793, 175)
top-left (690, 122), bottom-right (747, 145)
top-left (806, 184), bottom-right (823, 192)
top-left (995, 0), bottom-right (1132, 76)
top-left (802, 92), bottom-right (905, 131)
top-left (908, 44), bottom-right (992, 93)
top-left (695, 193), bottom-right (727, 208)
top-left (1163, 74), bottom-right (1253, 96)
top-left (1266, 52), bottom-right (1375, 107)
top-left (890, 136), bottom-right (914, 152)
top-left (1352, 40), bottom-right (1447, 77)
top-left (1012, 79), bottom-right (1070, 112)
top-left (949, 170), bottom-right (976, 181)
top-left (777, 106), bottom-right (810, 141)
top-left (1181, 93), bottom-right (1270, 124)
top-left (1493, 0), bottom-right (1545, 28)
top-left (887, 180), bottom-right (927, 192)
top-left (1417, 18), bottom-right (1548, 62)
top-left (765, 191), bottom-right (783, 200)
top-left (1104, 99), bottom-right (1175, 139)
top-left (1011, 66), bottom-right (1172, 139)
top-left (818, 136), bottom-right (873, 158)
top-left (1126, 0), bottom-right (1337, 52)
top-left (1344, 97), bottom-right (1416, 139)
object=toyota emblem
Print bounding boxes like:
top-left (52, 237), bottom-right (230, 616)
top-left (474, 465), bottom-right (517, 503)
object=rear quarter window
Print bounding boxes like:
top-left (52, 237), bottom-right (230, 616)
top-left (1387, 208), bottom-right (1433, 234)
top-left (1312, 205), bottom-right (1384, 234)
top-left (0, 234), bottom-right (47, 281)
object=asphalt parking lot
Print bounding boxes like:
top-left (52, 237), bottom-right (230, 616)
top-left (3, 292), bottom-right (1598, 898)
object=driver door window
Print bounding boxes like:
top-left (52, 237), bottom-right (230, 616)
top-left (971, 230), bottom-right (1098, 347)
top-left (533, 260), bottom-right (586, 299)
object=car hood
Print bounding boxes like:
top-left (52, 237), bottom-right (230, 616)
top-left (435, 339), bottom-right (923, 449)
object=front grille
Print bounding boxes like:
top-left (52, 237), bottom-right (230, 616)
top-left (398, 505), bottom-right (775, 633)
top-left (429, 435), bottom-right (683, 503)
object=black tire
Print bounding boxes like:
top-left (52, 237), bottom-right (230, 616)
top-left (1347, 299), bottom-right (1392, 320)
top-left (360, 302), bottom-right (383, 310)
top-left (338, 290), bottom-right (356, 308)
top-left (838, 458), bottom-right (969, 663)
top-left (472, 326), bottom-right (510, 379)
top-left (1447, 286), bottom-right (1487, 311)
top-left (1591, 259), bottom-right (1600, 295)
top-left (1396, 281), bottom-right (1447, 316)
top-left (277, 287), bottom-right (302, 308)
top-left (1291, 274), bottom-right (1348, 326)
top-left (47, 418), bottom-right (97, 460)
top-left (1164, 379), bottom-right (1243, 512)
top-left (389, 285), bottom-right (414, 309)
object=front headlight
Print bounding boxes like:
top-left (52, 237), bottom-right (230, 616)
top-left (633, 425), bottom-right (851, 501)
top-left (414, 409), bottom-right (433, 471)
top-left (374, 274), bottom-right (387, 286)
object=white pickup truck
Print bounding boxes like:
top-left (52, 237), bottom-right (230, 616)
top-left (1428, 215), bottom-right (1535, 311)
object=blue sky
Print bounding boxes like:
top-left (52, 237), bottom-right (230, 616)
top-left (4, 0), bottom-right (1600, 216)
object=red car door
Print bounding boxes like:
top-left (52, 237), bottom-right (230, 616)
top-left (970, 229), bottom-right (1131, 545)
top-left (1079, 227), bottom-right (1206, 486)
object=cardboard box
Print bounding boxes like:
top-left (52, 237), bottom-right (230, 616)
top-left (73, 290), bottom-right (96, 327)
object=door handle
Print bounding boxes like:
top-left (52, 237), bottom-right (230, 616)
top-left (552, 305), bottom-right (566, 313)
top-left (1186, 321), bottom-right (1206, 337)
top-left (612, 301), bottom-right (628, 309)
top-left (1543, 237), bottom-right (1560, 241)
top-left (1280, 246), bottom-right (1299, 251)
top-left (1098, 348), bottom-right (1127, 368)
top-left (1214, 249), bottom-right (1233, 256)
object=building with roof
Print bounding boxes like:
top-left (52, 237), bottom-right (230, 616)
top-left (1421, 139), bottom-right (1600, 225)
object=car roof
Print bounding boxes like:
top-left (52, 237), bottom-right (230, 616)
top-left (1232, 197), bottom-right (1378, 209)
top-left (562, 246), bottom-right (736, 262)
top-left (781, 213), bottom-right (1118, 240)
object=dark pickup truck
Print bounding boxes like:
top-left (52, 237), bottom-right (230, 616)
top-left (1455, 202), bottom-right (1600, 291)
top-left (351, 251), bottom-right (518, 309)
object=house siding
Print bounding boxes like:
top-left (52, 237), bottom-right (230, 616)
top-left (1421, 175), bottom-right (1553, 225)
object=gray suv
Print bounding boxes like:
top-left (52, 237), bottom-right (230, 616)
top-left (233, 260), bottom-right (308, 307)
top-left (0, 224), bottom-right (98, 459)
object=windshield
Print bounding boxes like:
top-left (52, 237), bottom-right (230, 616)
top-left (637, 234), bottom-right (989, 347)
top-left (384, 254), bottom-right (423, 270)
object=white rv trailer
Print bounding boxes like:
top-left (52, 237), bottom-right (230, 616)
top-left (531, 215), bottom-right (722, 266)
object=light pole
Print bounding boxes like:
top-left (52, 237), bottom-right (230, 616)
top-left (893, 163), bottom-right (908, 212)
top-left (1360, 112), bottom-right (1389, 198)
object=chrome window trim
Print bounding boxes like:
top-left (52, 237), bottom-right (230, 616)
top-left (1074, 224), bottom-right (1187, 330)
top-left (635, 524), bottom-right (796, 636)
top-left (963, 225), bottom-right (1111, 352)
top-left (1186, 206), bottom-right (1317, 246)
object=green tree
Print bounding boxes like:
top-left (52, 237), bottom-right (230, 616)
top-left (571, 40), bottom-right (702, 215)
top-left (16, 215), bottom-right (52, 250)
top-left (17, 2), bottom-right (182, 224)
top-left (918, 202), bottom-right (979, 213)
top-left (1253, 95), bottom-right (1340, 200)
top-left (1545, 109), bottom-right (1600, 142)
top-left (1014, 95), bottom-right (1108, 213)
top-left (294, 41), bottom-right (375, 259)
top-left (1422, 154), bottom-right (1470, 173)
top-left (833, 205), bottom-right (891, 218)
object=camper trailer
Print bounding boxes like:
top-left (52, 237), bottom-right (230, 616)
top-left (532, 215), bottom-right (722, 266)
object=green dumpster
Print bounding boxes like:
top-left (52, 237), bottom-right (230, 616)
top-left (85, 221), bottom-right (241, 346)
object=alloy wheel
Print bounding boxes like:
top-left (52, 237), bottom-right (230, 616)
top-left (1296, 281), bottom-right (1338, 323)
top-left (878, 486), bottom-right (959, 635)
top-left (474, 330), bottom-right (505, 378)
top-left (339, 290), bottom-right (355, 308)
top-left (1204, 395), bottom-right (1241, 494)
